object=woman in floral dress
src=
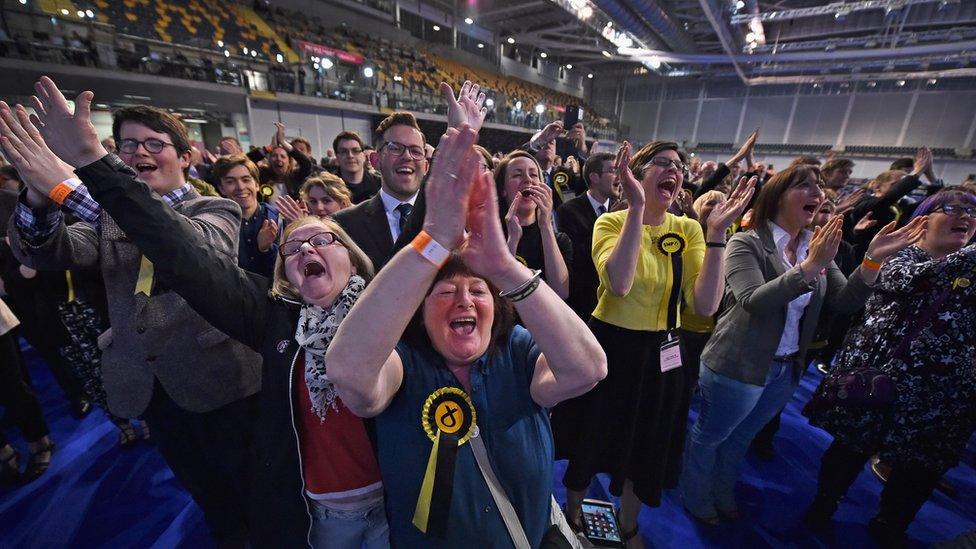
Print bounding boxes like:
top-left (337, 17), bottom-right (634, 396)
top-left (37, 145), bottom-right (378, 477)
top-left (804, 189), bottom-right (976, 545)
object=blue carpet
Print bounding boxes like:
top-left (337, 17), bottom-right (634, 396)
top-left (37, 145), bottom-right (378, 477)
top-left (2, 342), bottom-right (974, 547)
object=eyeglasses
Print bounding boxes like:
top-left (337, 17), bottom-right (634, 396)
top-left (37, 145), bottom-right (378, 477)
top-left (933, 204), bottom-right (976, 217)
top-left (118, 138), bottom-right (176, 155)
top-left (279, 231), bottom-right (343, 257)
top-left (641, 156), bottom-right (688, 173)
top-left (381, 141), bottom-right (426, 160)
top-left (337, 147), bottom-right (363, 157)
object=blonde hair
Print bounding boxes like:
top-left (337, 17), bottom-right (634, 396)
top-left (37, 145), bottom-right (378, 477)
top-left (270, 217), bottom-right (375, 301)
top-left (868, 170), bottom-right (906, 194)
top-left (300, 173), bottom-right (353, 210)
top-left (692, 190), bottom-right (726, 219)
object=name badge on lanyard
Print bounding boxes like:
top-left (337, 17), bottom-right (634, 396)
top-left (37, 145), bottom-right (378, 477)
top-left (660, 331), bottom-right (682, 372)
top-left (657, 231), bottom-right (685, 373)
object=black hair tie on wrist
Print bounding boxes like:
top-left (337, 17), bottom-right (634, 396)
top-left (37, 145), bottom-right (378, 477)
top-left (706, 241), bottom-right (726, 248)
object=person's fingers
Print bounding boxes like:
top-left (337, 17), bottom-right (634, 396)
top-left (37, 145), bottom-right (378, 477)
top-left (0, 136), bottom-right (27, 169)
top-left (439, 82), bottom-right (457, 106)
top-left (16, 106), bottom-right (46, 149)
top-left (0, 103), bottom-right (36, 154)
top-left (460, 80), bottom-right (471, 100)
top-left (29, 96), bottom-right (48, 120)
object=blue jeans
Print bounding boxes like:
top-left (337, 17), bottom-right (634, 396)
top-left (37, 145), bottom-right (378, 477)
top-left (309, 498), bottom-right (390, 549)
top-left (680, 360), bottom-right (797, 517)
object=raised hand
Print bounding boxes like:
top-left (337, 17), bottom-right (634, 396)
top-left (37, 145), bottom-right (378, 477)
top-left (729, 128), bottom-right (759, 167)
top-left (422, 124), bottom-right (480, 248)
top-left (504, 196), bottom-right (523, 254)
top-left (706, 176), bottom-right (756, 239)
top-left (275, 194), bottom-right (309, 223)
top-left (614, 141), bottom-right (644, 209)
top-left (865, 216), bottom-right (927, 262)
top-left (805, 214), bottom-right (844, 271)
top-left (256, 219), bottom-right (279, 252)
top-left (459, 171), bottom-right (520, 281)
top-left (566, 123), bottom-right (587, 155)
top-left (0, 101), bottom-right (76, 204)
top-left (440, 80), bottom-right (488, 133)
top-left (835, 188), bottom-right (865, 214)
top-left (911, 147), bottom-right (933, 178)
top-left (273, 122), bottom-right (292, 151)
top-left (853, 211), bottom-right (877, 233)
top-left (30, 76), bottom-right (107, 168)
top-left (531, 121), bottom-right (564, 150)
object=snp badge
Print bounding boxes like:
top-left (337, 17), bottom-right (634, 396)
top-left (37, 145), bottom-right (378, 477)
top-left (657, 232), bottom-right (686, 256)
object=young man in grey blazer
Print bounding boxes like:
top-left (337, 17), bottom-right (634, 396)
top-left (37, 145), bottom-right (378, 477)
top-left (8, 90), bottom-right (262, 547)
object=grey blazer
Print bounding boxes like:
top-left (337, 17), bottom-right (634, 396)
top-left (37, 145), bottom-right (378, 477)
top-left (700, 225), bottom-right (873, 386)
top-left (9, 189), bottom-right (262, 418)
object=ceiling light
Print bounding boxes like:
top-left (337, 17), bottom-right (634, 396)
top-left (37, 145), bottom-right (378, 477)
top-left (363, 67), bottom-right (374, 78)
top-left (485, 98), bottom-right (494, 107)
top-left (60, 8), bottom-right (68, 15)
top-left (867, 81), bottom-right (877, 87)
top-left (515, 100), bottom-right (522, 110)
top-left (243, 47), bottom-right (249, 55)
top-left (478, 43), bottom-right (485, 48)
top-left (896, 79), bottom-right (906, 86)
top-left (540, 52), bottom-right (548, 58)
top-left (18, 0), bottom-right (26, 5)
top-left (464, 17), bottom-right (473, 25)
top-left (85, 9), bottom-right (94, 17)
top-left (217, 40), bottom-right (224, 47)
top-left (565, 64), bottom-right (573, 69)
top-left (182, 118), bottom-right (209, 124)
top-left (579, 6), bottom-right (593, 19)
top-left (76, 10), bottom-right (84, 17)
top-left (276, 53), bottom-right (283, 63)
top-left (745, 32), bottom-right (755, 42)
top-left (321, 58), bottom-right (334, 69)
top-left (394, 74), bottom-right (402, 81)
top-left (927, 78), bottom-right (938, 85)
top-left (587, 73), bottom-right (594, 79)
top-left (433, 25), bottom-right (440, 31)
top-left (507, 37), bottom-right (515, 44)
top-left (224, 50), bottom-right (230, 58)
top-left (251, 50), bottom-right (257, 57)
top-left (601, 50), bottom-right (612, 58)
top-left (735, 0), bottom-right (745, 10)
top-left (648, 57), bottom-right (661, 69)
top-left (534, 103), bottom-right (545, 114)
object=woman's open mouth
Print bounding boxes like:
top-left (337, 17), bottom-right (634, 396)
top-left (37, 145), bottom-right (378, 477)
top-left (449, 317), bottom-right (477, 336)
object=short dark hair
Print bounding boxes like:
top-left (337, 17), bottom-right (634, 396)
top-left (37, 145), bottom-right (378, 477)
top-left (582, 152), bottom-right (614, 188)
top-left (332, 131), bottom-right (365, 156)
top-left (890, 157), bottom-right (915, 171)
top-left (821, 158), bottom-right (854, 174)
top-left (212, 154), bottom-right (259, 184)
top-left (628, 141), bottom-right (687, 179)
top-left (112, 106), bottom-right (191, 154)
top-left (290, 136), bottom-right (312, 152)
top-left (374, 111), bottom-right (426, 146)
top-left (749, 164), bottom-right (823, 230)
top-left (494, 150), bottom-right (543, 207)
top-left (0, 165), bottom-right (22, 182)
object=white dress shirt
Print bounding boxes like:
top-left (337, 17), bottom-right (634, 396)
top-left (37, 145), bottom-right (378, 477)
top-left (770, 222), bottom-right (814, 357)
top-left (585, 191), bottom-right (610, 216)
top-left (379, 188), bottom-right (418, 243)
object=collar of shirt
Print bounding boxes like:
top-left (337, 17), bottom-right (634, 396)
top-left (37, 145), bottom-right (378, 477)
top-left (769, 221), bottom-right (812, 267)
top-left (378, 188), bottom-right (417, 214)
top-left (160, 183), bottom-right (193, 208)
top-left (585, 191), bottom-right (609, 215)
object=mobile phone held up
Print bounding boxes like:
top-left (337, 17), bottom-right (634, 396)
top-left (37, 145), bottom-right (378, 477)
top-left (581, 499), bottom-right (624, 547)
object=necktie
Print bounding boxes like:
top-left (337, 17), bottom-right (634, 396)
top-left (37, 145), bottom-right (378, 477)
top-left (598, 205), bottom-right (607, 216)
top-left (396, 203), bottom-right (413, 234)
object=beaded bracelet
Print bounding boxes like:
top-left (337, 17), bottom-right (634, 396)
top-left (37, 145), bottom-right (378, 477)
top-left (498, 269), bottom-right (542, 302)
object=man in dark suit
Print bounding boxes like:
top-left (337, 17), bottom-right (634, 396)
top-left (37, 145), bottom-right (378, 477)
top-left (333, 112), bottom-right (429, 270)
top-left (555, 152), bottom-right (619, 320)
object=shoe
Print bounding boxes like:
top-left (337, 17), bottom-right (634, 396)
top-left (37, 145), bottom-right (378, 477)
top-left (0, 447), bottom-right (20, 486)
top-left (24, 441), bottom-right (55, 482)
top-left (868, 517), bottom-right (907, 548)
top-left (71, 397), bottom-right (92, 418)
top-left (870, 456), bottom-right (891, 484)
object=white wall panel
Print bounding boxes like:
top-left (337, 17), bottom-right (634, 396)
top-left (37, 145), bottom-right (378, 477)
top-left (788, 95), bottom-right (847, 145)
top-left (903, 92), bottom-right (976, 148)
top-left (249, 98), bottom-right (373, 158)
top-left (741, 96), bottom-right (793, 144)
top-left (843, 93), bottom-right (909, 146)
top-left (655, 99), bottom-right (698, 142)
top-left (696, 98), bottom-right (743, 143)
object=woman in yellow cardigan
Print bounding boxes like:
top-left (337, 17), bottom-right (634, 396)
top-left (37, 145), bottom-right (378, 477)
top-left (551, 141), bottom-right (754, 547)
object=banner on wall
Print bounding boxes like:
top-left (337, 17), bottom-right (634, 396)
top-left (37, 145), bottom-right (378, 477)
top-left (295, 40), bottom-right (364, 66)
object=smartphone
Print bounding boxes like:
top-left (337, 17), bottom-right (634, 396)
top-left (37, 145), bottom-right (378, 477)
top-left (581, 499), bottom-right (624, 547)
top-left (563, 105), bottom-right (582, 129)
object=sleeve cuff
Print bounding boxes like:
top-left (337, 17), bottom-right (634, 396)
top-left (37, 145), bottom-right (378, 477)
top-left (15, 191), bottom-right (61, 241)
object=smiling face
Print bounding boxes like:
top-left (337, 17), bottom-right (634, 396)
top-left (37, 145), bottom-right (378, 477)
top-left (639, 150), bottom-right (685, 211)
top-left (423, 275), bottom-right (495, 369)
top-left (218, 164), bottom-right (259, 216)
top-left (923, 199), bottom-right (976, 254)
top-left (812, 199), bottom-right (835, 229)
top-left (336, 138), bottom-right (365, 177)
top-left (824, 166), bottom-right (853, 190)
top-left (589, 159), bottom-right (621, 203)
top-left (118, 121), bottom-right (190, 194)
top-left (269, 147), bottom-right (290, 175)
top-left (502, 156), bottom-right (542, 215)
top-left (376, 125), bottom-right (428, 200)
top-left (305, 185), bottom-right (343, 217)
top-left (773, 174), bottom-right (826, 232)
top-left (281, 223), bottom-right (354, 307)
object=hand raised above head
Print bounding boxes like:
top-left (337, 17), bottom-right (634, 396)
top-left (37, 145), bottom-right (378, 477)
top-left (440, 80), bottom-right (488, 133)
top-left (706, 175), bottom-right (756, 238)
top-left (30, 76), bottom-right (106, 168)
top-left (614, 141), bottom-right (643, 209)
top-left (0, 101), bottom-right (76, 204)
top-left (423, 125), bottom-right (480, 248)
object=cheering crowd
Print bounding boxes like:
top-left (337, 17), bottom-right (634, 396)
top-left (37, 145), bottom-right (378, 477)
top-left (0, 75), bottom-right (973, 549)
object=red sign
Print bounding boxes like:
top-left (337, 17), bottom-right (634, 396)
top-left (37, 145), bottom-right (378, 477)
top-left (296, 40), bottom-right (364, 65)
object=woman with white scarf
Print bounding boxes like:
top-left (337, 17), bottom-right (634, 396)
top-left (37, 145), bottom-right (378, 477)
top-left (0, 80), bottom-right (384, 548)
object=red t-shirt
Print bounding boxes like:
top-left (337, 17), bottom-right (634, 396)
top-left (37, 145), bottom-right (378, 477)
top-left (294, 354), bottom-right (382, 498)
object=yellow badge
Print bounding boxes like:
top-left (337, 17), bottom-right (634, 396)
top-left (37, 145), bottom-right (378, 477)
top-left (552, 172), bottom-right (569, 188)
top-left (954, 277), bottom-right (970, 289)
top-left (260, 184), bottom-right (274, 198)
top-left (421, 387), bottom-right (476, 445)
top-left (657, 232), bottom-right (686, 256)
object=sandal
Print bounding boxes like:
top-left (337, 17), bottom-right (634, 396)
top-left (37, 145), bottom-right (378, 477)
top-left (0, 447), bottom-right (20, 486)
top-left (24, 441), bottom-right (55, 482)
top-left (117, 423), bottom-right (138, 447)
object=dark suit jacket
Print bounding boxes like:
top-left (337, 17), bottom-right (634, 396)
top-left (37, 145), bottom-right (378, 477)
top-left (333, 191), bottom-right (422, 272)
top-left (556, 194), bottom-right (600, 319)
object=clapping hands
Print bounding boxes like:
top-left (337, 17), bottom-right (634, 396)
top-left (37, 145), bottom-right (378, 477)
top-left (440, 81), bottom-right (487, 133)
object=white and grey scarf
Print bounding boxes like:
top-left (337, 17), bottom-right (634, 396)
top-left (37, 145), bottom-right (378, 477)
top-left (294, 275), bottom-right (366, 422)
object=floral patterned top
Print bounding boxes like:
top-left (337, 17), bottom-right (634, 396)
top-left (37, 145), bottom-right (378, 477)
top-left (807, 244), bottom-right (976, 471)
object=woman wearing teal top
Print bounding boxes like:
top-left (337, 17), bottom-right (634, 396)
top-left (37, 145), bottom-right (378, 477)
top-left (328, 125), bottom-right (607, 546)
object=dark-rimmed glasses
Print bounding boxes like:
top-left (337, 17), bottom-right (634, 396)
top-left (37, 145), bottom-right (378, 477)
top-left (932, 204), bottom-right (976, 217)
top-left (279, 231), bottom-right (343, 257)
top-left (118, 138), bottom-right (175, 154)
top-left (381, 141), bottom-right (426, 160)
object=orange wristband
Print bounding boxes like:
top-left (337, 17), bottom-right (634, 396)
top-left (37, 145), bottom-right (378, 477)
top-left (411, 230), bottom-right (450, 267)
top-left (47, 179), bottom-right (79, 205)
top-left (861, 258), bottom-right (882, 271)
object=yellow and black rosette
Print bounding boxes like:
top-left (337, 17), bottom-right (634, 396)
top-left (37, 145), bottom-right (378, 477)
top-left (657, 232), bottom-right (686, 256)
top-left (413, 387), bottom-right (476, 538)
top-left (259, 184), bottom-right (274, 200)
top-left (552, 171), bottom-right (570, 194)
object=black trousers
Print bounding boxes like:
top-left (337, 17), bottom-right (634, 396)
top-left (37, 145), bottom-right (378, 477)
top-left (816, 439), bottom-right (943, 533)
top-left (0, 331), bottom-right (50, 446)
top-left (142, 381), bottom-right (259, 545)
